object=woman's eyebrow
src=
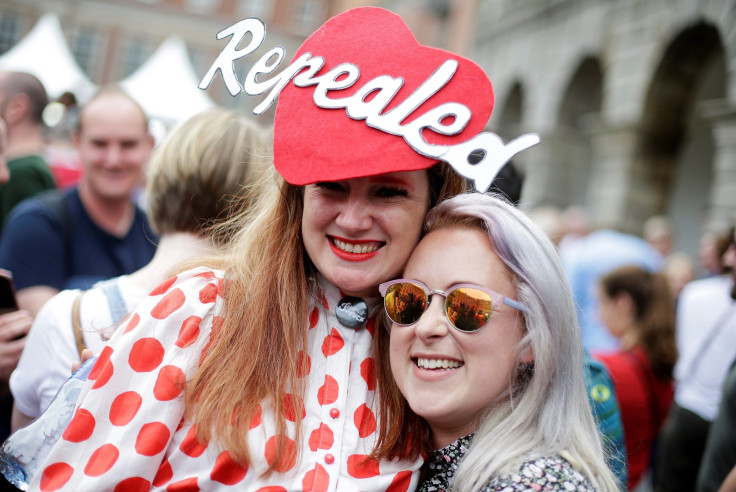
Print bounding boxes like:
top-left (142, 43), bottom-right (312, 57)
top-left (368, 176), bottom-right (412, 188)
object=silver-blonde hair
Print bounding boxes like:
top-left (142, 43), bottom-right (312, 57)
top-left (423, 192), bottom-right (618, 492)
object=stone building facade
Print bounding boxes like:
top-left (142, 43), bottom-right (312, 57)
top-left (394, 0), bottom-right (736, 258)
top-left (1, 0), bottom-right (734, 257)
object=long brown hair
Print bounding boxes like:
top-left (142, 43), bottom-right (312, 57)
top-left (600, 265), bottom-right (677, 379)
top-left (185, 162), bottom-right (466, 474)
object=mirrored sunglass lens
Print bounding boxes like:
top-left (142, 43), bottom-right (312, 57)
top-left (446, 287), bottom-right (493, 332)
top-left (385, 283), bottom-right (427, 325)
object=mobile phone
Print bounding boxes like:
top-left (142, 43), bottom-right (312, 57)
top-left (0, 268), bottom-right (19, 315)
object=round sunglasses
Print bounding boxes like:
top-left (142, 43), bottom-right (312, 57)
top-left (378, 279), bottom-right (526, 333)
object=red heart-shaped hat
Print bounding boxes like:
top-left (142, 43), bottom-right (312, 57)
top-left (273, 7), bottom-right (494, 185)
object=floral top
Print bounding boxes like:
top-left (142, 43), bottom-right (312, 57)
top-left (419, 434), bottom-right (596, 491)
top-left (32, 267), bottom-right (421, 491)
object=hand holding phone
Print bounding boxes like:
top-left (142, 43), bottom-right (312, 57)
top-left (0, 268), bottom-right (18, 315)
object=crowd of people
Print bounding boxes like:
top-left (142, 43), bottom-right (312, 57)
top-left (0, 5), bottom-right (733, 492)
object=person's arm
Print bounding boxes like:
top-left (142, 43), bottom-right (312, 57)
top-left (0, 310), bottom-right (31, 383)
top-left (16, 286), bottom-right (60, 319)
top-left (0, 200), bottom-right (67, 318)
top-left (11, 404), bottom-right (34, 432)
top-left (720, 465), bottom-right (736, 492)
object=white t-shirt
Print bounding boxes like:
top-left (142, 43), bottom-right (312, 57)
top-left (674, 274), bottom-right (736, 421)
top-left (10, 276), bottom-right (147, 419)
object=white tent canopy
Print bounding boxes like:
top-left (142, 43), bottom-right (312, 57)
top-left (120, 36), bottom-right (215, 127)
top-left (0, 13), bottom-right (96, 101)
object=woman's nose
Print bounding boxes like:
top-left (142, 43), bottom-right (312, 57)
top-left (414, 296), bottom-right (450, 340)
top-left (335, 193), bottom-right (372, 232)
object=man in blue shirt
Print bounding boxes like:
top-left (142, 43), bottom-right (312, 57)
top-left (0, 87), bottom-right (157, 318)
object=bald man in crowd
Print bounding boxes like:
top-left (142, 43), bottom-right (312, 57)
top-left (0, 71), bottom-right (56, 231)
top-left (0, 87), bottom-right (158, 318)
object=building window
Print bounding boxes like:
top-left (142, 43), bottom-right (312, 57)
top-left (119, 37), bottom-right (151, 78)
top-left (185, 0), bottom-right (220, 15)
top-left (71, 26), bottom-right (102, 82)
top-left (0, 11), bottom-right (23, 55)
top-left (293, 0), bottom-right (325, 31)
top-left (237, 0), bottom-right (272, 21)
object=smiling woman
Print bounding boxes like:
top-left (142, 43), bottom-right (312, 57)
top-left (29, 7), bottom-right (479, 492)
top-left (374, 193), bottom-right (619, 492)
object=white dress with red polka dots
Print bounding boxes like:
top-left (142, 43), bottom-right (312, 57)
top-left (31, 267), bottom-right (421, 491)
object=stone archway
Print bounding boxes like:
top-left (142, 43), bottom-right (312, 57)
top-left (637, 21), bottom-right (725, 256)
top-left (556, 56), bottom-right (603, 208)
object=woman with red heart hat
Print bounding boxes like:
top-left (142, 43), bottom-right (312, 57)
top-left (28, 7), bottom-right (501, 491)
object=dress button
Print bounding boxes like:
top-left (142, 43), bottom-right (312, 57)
top-left (329, 408), bottom-right (340, 419)
top-left (324, 453), bottom-right (335, 464)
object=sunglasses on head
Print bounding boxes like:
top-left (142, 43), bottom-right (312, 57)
top-left (378, 279), bottom-right (526, 333)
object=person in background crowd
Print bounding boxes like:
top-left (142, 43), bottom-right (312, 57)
top-left (0, 117), bottom-right (33, 444)
top-left (643, 215), bottom-right (674, 259)
top-left (0, 87), bottom-right (157, 319)
top-left (8, 108), bottom-right (270, 431)
top-left (662, 252), bottom-right (695, 304)
top-left (0, 71), bottom-right (56, 232)
top-left (565, 226), bottom-right (663, 353)
top-left (656, 228), bottom-right (736, 492)
top-left (596, 265), bottom-right (677, 490)
top-left (697, 358), bottom-right (736, 492)
top-left (376, 193), bottom-right (618, 491)
top-left (698, 230), bottom-right (732, 278)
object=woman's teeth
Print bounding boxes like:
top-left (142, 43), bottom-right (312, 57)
top-left (416, 358), bottom-right (462, 370)
top-left (334, 239), bottom-right (380, 254)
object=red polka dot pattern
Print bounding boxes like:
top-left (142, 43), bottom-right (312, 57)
top-left (317, 375), bottom-right (339, 406)
top-left (365, 317), bottom-right (375, 336)
top-left (154, 365), bottom-right (186, 401)
top-left (353, 404), bottom-right (377, 438)
top-left (264, 435), bottom-right (297, 473)
top-left (283, 393), bottom-right (306, 422)
top-left (153, 459), bottom-right (173, 487)
top-left (123, 313), bottom-right (140, 334)
top-left (309, 307), bottom-right (319, 329)
top-left (128, 337), bottom-right (165, 372)
top-left (150, 288), bottom-right (186, 320)
top-left (360, 357), bottom-right (376, 391)
top-left (109, 391), bottom-right (142, 426)
top-left (84, 443), bottom-right (119, 477)
top-left (347, 454), bottom-right (381, 479)
top-left (114, 477), bottom-right (150, 492)
top-left (149, 276), bottom-right (178, 296)
top-left (210, 451), bottom-right (248, 485)
top-left (135, 421), bottom-right (170, 456)
top-left (302, 463), bottom-right (330, 492)
top-left (176, 316), bottom-right (201, 348)
top-left (386, 470), bottom-right (413, 492)
top-left (297, 350), bottom-right (311, 378)
top-left (308, 423), bottom-right (334, 451)
top-left (39, 462), bottom-right (74, 491)
top-left (199, 282), bottom-right (218, 304)
top-left (30, 269), bottom-right (422, 490)
top-left (180, 425), bottom-right (208, 458)
top-left (249, 404), bottom-right (262, 429)
top-left (62, 408), bottom-right (95, 442)
top-left (165, 476), bottom-right (199, 491)
top-left (321, 328), bottom-right (344, 357)
top-left (89, 346), bottom-right (114, 389)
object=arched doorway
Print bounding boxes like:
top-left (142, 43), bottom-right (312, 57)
top-left (638, 22), bottom-right (725, 257)
top-left (557, 56), bottom-right (603, 208)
